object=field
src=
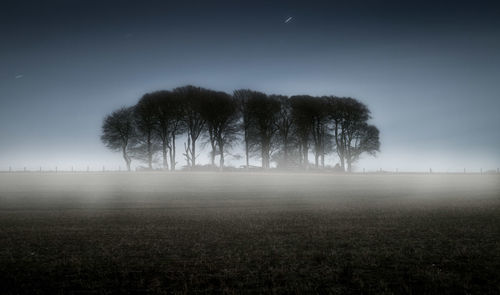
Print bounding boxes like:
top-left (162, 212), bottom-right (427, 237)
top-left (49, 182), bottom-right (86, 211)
top-left (0, 172), bottom-right (499, 294)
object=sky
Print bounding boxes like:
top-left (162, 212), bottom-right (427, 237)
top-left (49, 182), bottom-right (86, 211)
top-left (0, 0), bottom-right (499, 172)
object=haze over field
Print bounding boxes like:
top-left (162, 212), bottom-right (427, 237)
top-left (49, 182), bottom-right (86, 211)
top-left (1, 172), bottom-right (498, 205)
top-left (1, 172), bottom-right (499, 293)
top-left (1, 0), bottom-right (500, 171)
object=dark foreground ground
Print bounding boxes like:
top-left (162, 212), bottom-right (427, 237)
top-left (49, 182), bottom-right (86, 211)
top-left (0, 172), bottom-right (499, 294)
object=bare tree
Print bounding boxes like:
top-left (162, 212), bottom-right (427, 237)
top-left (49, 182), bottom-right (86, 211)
top-left (100, 107), bottom-right (136, 171)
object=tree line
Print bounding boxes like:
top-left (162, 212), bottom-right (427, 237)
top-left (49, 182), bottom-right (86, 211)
top-left (101, 85), bottom-right (380, 172)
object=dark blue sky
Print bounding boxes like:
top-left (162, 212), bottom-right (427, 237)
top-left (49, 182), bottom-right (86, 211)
top-left (1, 0), bottom-right (499, 171)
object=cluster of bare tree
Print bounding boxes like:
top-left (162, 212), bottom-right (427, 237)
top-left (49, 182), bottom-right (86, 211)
top-left (101, 85), bottom-right (380, 172)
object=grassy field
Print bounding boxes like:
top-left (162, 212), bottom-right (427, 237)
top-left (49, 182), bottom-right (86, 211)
top-left (0, 172), bottom-right (499, 294)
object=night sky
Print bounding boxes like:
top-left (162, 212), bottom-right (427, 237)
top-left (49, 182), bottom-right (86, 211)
top-left (1, 0), bottom-right (499, 171)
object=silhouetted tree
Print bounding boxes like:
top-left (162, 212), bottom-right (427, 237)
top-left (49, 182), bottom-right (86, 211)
top-left (273, 95), bottom-right (295, 168)
top-left (174, 85), bottom-right (207, 168)
top-left (101, 107), bottom-right (136, 171)
top-left (134, 93), bottom-right (159, 169)
top-left (147, 90), bottom-right (175, 170)
top-left (167, 93), bottom-right (185, 171)
top-left (200, 90), bottom-right (220, 167)
top-left (247, 92), bottom-right (280, 169)
top-left (148, 90), bottom-right (185, 171)
top-left (233, 89), bottom-right (254, 169)
top-left (101, 85), bottom-right (380, 172)
top-left (345, 123), bottom-right (380, 172)
top-left (310, 97), bottom-right (330, 168)
top-left (290, 95), bottom-right (315, 169)
top-left (328, 97), bottom-right (377, 172)
top-left (326, 96), bottom-right (345, 169)
top-left (201, 91), bottom-right (239, 170)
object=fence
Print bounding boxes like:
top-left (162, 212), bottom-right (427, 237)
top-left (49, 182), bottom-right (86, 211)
top-left (0, 166), bottom-right (499, 174)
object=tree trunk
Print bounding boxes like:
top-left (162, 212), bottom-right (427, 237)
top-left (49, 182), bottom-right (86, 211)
top-left (261, 139), bottom-right (270, 169)
top-left (345, 137), bottom-right (353, 173)
top-left (302, 142), bottom-right (309, 170)
top-left (245, 132), bottom-right (249, 169)
top-left (340, 130), bottom-right (346, 172)
top-left (218, 140), bottom-right (224, 171)
top-left (210, 142), bottom-right (216, 167)
top-left (170, 133), bottom-right (176, 171)
top-left (334, 121), bottom-right (344, 172)
top-left (162, 139), bottom-right (169, 170)
top-left (298, 144), bottom-right (303, 167)
top-left (147, 134), bottom-right (152, 169)
top-left (283, 138), bottom-right (288, 168)
top-left (184, 137), bottom-right (191, 168)
top-left (208, 128), bottom-right (216, 167)
top-left (122, 145), bottom-right (131, 171)
top-left (314, 122), bottom-right (320, 168)
top-left (261, 147), bottom-right (266, 169)
top-left (191, 135), bottom-right (196, 168)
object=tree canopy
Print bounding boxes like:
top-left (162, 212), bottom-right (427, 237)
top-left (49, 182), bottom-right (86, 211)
top-left (101, 85), bottom-right (380, 172)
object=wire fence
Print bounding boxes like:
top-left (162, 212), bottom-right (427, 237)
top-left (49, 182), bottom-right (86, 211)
top-left (0, 166), bottom-right (125, 173)
top-left (0, 166), bottom-right (499, 175)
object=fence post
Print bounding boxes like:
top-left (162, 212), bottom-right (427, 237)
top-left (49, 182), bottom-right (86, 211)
top-left (24, 167), bottom-right (26, 172)
top-left (55, 166), bottom-right (58, 173)
top-left (464, 168), bottom-right (466, 174)
top-left (480, 168), bottom-right (483, 175)
top-left (102, 166), bottom-right (105, 172)
top-left (9, 166), bottom-right (11, 172)
top-left (40, 166), bottom-right (42, 173)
